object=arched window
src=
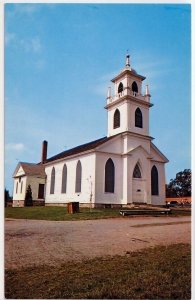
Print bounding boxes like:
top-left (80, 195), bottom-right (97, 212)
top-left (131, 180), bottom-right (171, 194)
top-left (61, 164), bottom-right (67, 193)
top-left (105, 158), bottom-right (115, 193)
top-left (113, 109), bottom-right (120, 129)
top-left (133, 163), bottom-right (142, 178)
top-left (135, 107), bottom-right (143, 128)
top-left (16, 182), bottom-right (18, 194)
top-left (75, 161), bottom-right (82, 193)
top-left (20, 181), bottom-right (23, 193)
top-left (118, 82), bottom-right (124, 94)
top-left (132, 81), bottom-right (138, 93)
top-left (50, 167), bottom-right (55, 194)
top-left (151, 165), bottom-right (159, 195)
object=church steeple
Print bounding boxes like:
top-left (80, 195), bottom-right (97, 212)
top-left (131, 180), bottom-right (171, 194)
top-left (105, 54), bottom-right (153, 137)
top-left (125, 54), bottom-right (130, 68)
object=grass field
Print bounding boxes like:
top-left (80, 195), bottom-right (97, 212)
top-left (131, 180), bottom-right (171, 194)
top-left (5, 243), bottom-right (191, 299)
top-left (5, 206), bottom-right (122, 221)
top-left (5, 206), bottom-right (191, 221)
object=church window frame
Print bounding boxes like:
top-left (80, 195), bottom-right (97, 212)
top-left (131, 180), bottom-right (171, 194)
top-left (105, 158), bottom-right (115, 193)
top-left (132, 81), bottom-right (138, 94)
top-left (61, 164), bottom-right (67, 194)
top-left (113, 109), bottom-right (120, 129)
top-left (20, 181), bottom-right (23, 193)
top-left (50, 167), bottom-right (55, 194)
top-left (16, 182), bottom-right (18, 194)
top-left (133, 163), bottom-right (142, 178)
top-left (118, 82), bottom-right (124, 94)
top-left (75, 160), bottom-right (82, 193)
top-left (151, 165), bottom-right (159, 195)
top-left (135, 107), bottom-right (143, 128)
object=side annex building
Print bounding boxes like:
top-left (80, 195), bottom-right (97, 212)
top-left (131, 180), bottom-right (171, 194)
top-left (12, 55), bottom-right (168, 207)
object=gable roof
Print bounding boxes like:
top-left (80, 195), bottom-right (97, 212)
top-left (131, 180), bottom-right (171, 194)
top-left (13, 162), bottom-right (46, 178)
top-left (45, 136), bottom-right (113, 163)
top-left (111, 68), bottom-right (146, 82)
top-left (44, 131), bottom-right (154, 164)
top-left (127, 145), bottom-right (151, 158)
top-left (150, 143), bottom-right (169, 163)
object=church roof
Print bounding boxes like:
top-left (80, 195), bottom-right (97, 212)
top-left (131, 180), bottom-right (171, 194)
top-left (45, 131), bottom-right (154, 164)
top-left (150, 143), bottom-right (169, 163)
top-left (111, 68), bottom-right (146, 82)
top-left (45, 136), bottom-right (113, 163)
top-left (13, 162), bottom-right (46, 178)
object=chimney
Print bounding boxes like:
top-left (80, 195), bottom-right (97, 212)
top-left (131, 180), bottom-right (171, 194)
top-left (41, 140), bottom-right (48, 164)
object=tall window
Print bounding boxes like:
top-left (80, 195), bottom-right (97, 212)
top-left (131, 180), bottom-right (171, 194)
top-left (75, 161), bottom-right (82, 193)
top-left (20, 181), bottom-right (23, 193)
top-left (113, 109), bottom-right (120, 129)
top-left (50, 167), bottom-right (55, 194)
top-left (61, 164), bottom-right (67, 193)
top-left (118, 82), bottom-right (123, 94)
top-left (151, 165), bottom-right (159, 195)
top-left (135, 107), bottom-right (143, 128)
top-left (16, 182), bottom-right (18, 194)
top-left (133, 163), bottom-right (141, 178)
top-left (105, 158), bottom-right (115, 193)
top-left (132, 81), bottom-right (138, 93)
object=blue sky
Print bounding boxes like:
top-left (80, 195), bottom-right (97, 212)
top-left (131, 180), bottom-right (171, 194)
top-left (5, 3), bottom-right (191, 195)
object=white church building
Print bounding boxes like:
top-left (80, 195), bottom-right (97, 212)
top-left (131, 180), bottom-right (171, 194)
top-left (13, 55), bottom-right (168, 207)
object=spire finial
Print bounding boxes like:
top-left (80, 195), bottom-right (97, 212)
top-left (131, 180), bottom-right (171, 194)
top-left (145, 84), bottom-right (150, 96)
top-left (125, 51), bottom-right (130, 67)
top-left (107, 87), bottom-right (111, 99)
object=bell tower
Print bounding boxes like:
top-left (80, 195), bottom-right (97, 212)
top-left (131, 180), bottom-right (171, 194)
top-left (105, 55), bottom-right (152, 137)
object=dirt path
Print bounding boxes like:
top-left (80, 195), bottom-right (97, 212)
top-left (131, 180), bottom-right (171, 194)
top-left (5, 216), bottom-right (191, 270)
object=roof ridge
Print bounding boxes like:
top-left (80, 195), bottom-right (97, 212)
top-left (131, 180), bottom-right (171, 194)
top-left (45, 136), bottom-right (108, 163)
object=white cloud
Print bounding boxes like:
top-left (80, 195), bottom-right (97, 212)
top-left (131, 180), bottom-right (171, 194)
top-left (5, 32), bottom-right (42, 54)
top-left (5, 143), bottom-right (25, 151)
top-left (31, 37), bottom-right (42, 53)
top-left (11, 4), bottom-right (40, 16)
top-left (19, 36), bottom-right (42, 53)
top-left (5, 32), bottom-right (16, 46)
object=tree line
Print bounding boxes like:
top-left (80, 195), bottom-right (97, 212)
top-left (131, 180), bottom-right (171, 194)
top-left (166, 169), bottom-right (191, 198)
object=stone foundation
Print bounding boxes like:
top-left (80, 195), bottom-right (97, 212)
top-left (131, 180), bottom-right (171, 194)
top-left (12, 200), bottom-right (25, 207)
top-left (12, 200), bottom-right (45, 207)
top-left (33, 200), bottom-right (45, 206)
top-left (45, 203), bottom-right (124, 209)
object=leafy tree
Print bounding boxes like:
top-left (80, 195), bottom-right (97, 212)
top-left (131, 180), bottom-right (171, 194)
top-left (25, 184), bottom-right (33, 206)
top-left (5, 188), bottom-right (10, 207)
top-left (166, 169), bottom-right (191, 197)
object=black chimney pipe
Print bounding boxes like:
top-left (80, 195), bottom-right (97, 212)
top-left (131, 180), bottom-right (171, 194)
top-left (41, 140), bottom-right (48, 164)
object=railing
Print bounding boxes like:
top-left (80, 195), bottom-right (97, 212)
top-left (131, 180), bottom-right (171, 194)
top-left (107, 89), bottom-right (148, 104)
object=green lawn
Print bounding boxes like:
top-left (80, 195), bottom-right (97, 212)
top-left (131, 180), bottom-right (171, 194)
top-left (5, 243), bottom-right (191, 299)
top-left (5, 206), bottom-right (191, 221)
top-left (5, 206), bottom-right (122, 221)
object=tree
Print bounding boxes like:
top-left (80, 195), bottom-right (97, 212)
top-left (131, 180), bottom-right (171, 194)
top-left (25, 184), bottom-right (33, 206)
top-left (5, 188), bottom-right (10, 207)
top-left (166, 169), bottom-right (191, 197)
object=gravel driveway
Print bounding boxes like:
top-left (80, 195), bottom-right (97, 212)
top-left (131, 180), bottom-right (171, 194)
top-left (5, 216), bottom-right (191, 270)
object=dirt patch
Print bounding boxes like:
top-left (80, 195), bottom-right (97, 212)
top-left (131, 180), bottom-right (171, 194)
top-left (5, 216), bottom-right (191, 270)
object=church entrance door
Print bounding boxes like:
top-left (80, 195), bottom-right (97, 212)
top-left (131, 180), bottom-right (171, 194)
top-left (132, 179), bottom-right (145, 203)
